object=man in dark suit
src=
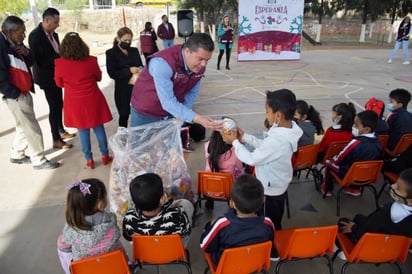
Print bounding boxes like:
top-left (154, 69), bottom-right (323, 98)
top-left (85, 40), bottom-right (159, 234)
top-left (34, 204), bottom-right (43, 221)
top-left (29, 7), bottom-right (74, 149)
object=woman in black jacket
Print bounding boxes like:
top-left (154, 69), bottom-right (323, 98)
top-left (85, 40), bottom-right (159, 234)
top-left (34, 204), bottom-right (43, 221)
top-left (106, 27), bottom-right (143, 128)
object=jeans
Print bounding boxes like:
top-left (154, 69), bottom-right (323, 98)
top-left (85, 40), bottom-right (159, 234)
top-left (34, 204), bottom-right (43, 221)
top-left (130, 106), bottom-right (172, 127)
top-left (389, 40), bottom-right (410, 61)
top-left (162, 39), bottom-right (174, 49)
top-left (78, 125), bottom-right (108, 160)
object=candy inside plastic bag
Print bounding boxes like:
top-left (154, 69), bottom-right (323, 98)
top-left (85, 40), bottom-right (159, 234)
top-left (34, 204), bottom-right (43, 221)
top-left (221, 117), bottom-right (237, 135)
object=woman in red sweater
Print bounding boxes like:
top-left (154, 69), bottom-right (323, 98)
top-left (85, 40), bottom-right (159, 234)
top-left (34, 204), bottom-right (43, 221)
top-left (55, 32), bottom-right (113, 169)
top-left (317, 102), bottom-right (356, 162)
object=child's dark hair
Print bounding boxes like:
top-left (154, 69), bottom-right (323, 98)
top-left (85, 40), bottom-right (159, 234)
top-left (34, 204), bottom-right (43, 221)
top-left (266, 89), bottom-right (297, 120)
top-left (296, 100), bottom-right (324, 135)
top-left (399, 168), bottom-right (412, 198)
top-left (389, 88), bottom-right (411, 108)
top-left (231, 174), bottom-right (264, 214)
top-left (208, 131), bottom-right (233, 172)
top-left (130, 173), bottom-right (164, 211)
top-left (332, 102), bottom-right (356, 132)
top-left (65, 178), bottom-right (107, 231)
top-left (264, 118), bottom-right (270, 130)
top-left (356, 110), bottom-right (378, 132)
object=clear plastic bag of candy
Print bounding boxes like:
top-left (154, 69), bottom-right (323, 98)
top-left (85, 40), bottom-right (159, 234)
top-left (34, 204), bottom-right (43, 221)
top-left (108, 119), bottom-right (193, 227)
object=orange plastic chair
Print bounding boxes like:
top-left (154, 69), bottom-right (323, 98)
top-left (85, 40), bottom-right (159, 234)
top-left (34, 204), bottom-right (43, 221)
top-left (70, 249), bottom-right (130, 274)
top-left (330, 160), bottom-right (383, 216)
top-left (317, 141), bottom-right (349, 186)
top-left (193, 171), bottom-right (234, 225)
top-left (293, 144), bottom-right (320, 188)
top-left (377, 134), bottom-right (389, 158)
top-left (203, 241), bottom-right (272, 274)
top-left (132, 234), bottom-right (191, 273)
top-left (320, 141), bottom-right (350, 165)
top-left (377, 171), bottom-right (399, 199)
top-left (385, 133), bottom-right (412, 158)
top-left (274, 225), bottom-right (338, 274)
top-left (333, 232), bottom-right (412, 274)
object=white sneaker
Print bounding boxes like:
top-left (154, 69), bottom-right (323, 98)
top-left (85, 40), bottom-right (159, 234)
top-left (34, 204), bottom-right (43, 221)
top-left (402, 60), bottom-right (410, 65)
top-left (388, 59), bottom-right (392, 64)
top-left (333, 244), bottom-right (347, 260)
top-left (337, 251), bottom-right (347, 260)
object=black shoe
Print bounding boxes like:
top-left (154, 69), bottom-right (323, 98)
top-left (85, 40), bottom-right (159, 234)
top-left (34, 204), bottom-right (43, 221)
top-left (33, 160), bottom-right (60, 170)
top-left (226, 65), bottom-right (230, 70)
top-left (270, 248), bottom-right (280, 261)
top-left (205, 200), bottom-right (214, 210)
top-left (217, 64), bottom-right (220, 70)
top-left (10, 156), bottom-right (31, 164)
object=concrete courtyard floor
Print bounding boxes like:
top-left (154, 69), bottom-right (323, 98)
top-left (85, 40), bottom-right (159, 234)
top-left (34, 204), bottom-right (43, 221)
top-left (0, 45), bottom-right (412, 273)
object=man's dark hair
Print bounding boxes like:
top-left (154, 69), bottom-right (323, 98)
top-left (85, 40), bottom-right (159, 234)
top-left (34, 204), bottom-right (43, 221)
top-left (399, 168), bottom-right (412, 198)
top-left (42, 7), bottom-right (60, 20)
top-left (1, 16), bottom-right (24, 33)
top-left (266, 89), bottom-right (297, 120)
top-left (184, 33), bottom-right (214, 52)
top-left (389, 88), bottom-right (411, 109)
top-left (231, 174), bottom-right (264, 214)
top-left (130, 173), bottom-right (164, 211)
top-left (356, 110), bottom-right (378, 132)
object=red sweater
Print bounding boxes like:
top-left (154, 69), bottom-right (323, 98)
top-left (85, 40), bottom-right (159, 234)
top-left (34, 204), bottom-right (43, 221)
top-left (318, 127), bottom-right (353, 153)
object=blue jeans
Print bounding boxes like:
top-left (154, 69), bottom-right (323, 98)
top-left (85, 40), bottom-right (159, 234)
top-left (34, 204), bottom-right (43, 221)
top-left (389, 40), bottom-right (410, 61)
top-left (78, 125), bottom-right (108, 160)
top-left (162, 39), bottom-right (174, 49)
top-left (130, 106), bottom-right (172, 127)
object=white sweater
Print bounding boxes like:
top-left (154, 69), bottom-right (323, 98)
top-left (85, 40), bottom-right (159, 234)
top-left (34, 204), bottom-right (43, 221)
top-left (232, 121), bottom-right (303, 196)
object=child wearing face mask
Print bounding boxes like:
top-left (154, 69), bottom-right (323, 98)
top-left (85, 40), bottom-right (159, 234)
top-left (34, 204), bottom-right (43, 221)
top-left (221, 89), bottom-right (303, 236)
top-left (317, 102), bottom-right (356, 163)
top-left (336, 168), bottom-right (412, 251)
top-left (321, 110), bottom-right (381, 197)
top-left (386, 88), bottom-right (412, 151)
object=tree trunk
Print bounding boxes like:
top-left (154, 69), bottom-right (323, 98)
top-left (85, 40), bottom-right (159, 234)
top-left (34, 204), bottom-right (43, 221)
top-left (316, 24), bottom-right (322, 42)
top-left (359, 24), bottom-right (366, 43)
top-left (369, 22), bottom-right (374, 39)
top-left (30, 0), bottom-right (40, 26)
top-left (388, 24), bottom-right (393, 43)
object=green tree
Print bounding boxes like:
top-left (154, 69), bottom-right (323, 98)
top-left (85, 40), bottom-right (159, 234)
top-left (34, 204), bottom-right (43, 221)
top-left (304, 0), bottom-right (334, 24)
top-left (0, 0), bottom-right (29, 19)
top-left (177, 0), bottom-right (237, 25)
top-left (64, 0), bottom-right (86, 30)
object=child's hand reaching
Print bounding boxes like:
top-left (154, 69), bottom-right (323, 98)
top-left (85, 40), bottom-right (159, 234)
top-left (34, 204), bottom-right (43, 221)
top-left (339, 220), bottom-right (355, 233)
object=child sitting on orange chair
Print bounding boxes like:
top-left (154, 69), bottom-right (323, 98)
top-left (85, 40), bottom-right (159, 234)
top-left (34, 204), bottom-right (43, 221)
top-left (200, 174), bottom-right (275, 265)
top-left (338, 168), bottom-right (412, 245)
top-left (321, 110), bottom-right (381, 197)
top-left (122, 173), bottom-right (193, 247)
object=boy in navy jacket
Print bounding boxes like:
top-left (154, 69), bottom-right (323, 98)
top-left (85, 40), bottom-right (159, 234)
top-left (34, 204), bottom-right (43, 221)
top-left (386, 88), bottom-right (412, 151)
top-left (321, 110), bottom-right (382, 196)
top-left (200, 175), bottom-right (275, 265)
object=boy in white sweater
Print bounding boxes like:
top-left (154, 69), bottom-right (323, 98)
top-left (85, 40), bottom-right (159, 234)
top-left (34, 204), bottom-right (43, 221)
top-left (222, 89), bottom-right (302, 231)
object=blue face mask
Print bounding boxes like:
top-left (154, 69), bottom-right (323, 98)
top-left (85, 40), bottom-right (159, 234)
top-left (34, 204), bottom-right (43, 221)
top-left (386, 103), bottom-right (395, 112)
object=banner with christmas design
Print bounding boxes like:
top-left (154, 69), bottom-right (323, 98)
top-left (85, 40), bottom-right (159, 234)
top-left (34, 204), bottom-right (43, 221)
top-left (238, 0), bottom-right (304, 61)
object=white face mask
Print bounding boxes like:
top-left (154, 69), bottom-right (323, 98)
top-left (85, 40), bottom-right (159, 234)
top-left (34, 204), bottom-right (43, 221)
top-left (352, 127), bottom-right (359, 137)
top-left (332, 118), bottom-right (340, 126)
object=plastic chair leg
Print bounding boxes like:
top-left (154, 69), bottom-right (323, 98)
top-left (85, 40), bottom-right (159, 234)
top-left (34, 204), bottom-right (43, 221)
top-left (285, 191), bottom-right (291, 219)
top-left (337, 188), bottom-right (343, 216)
